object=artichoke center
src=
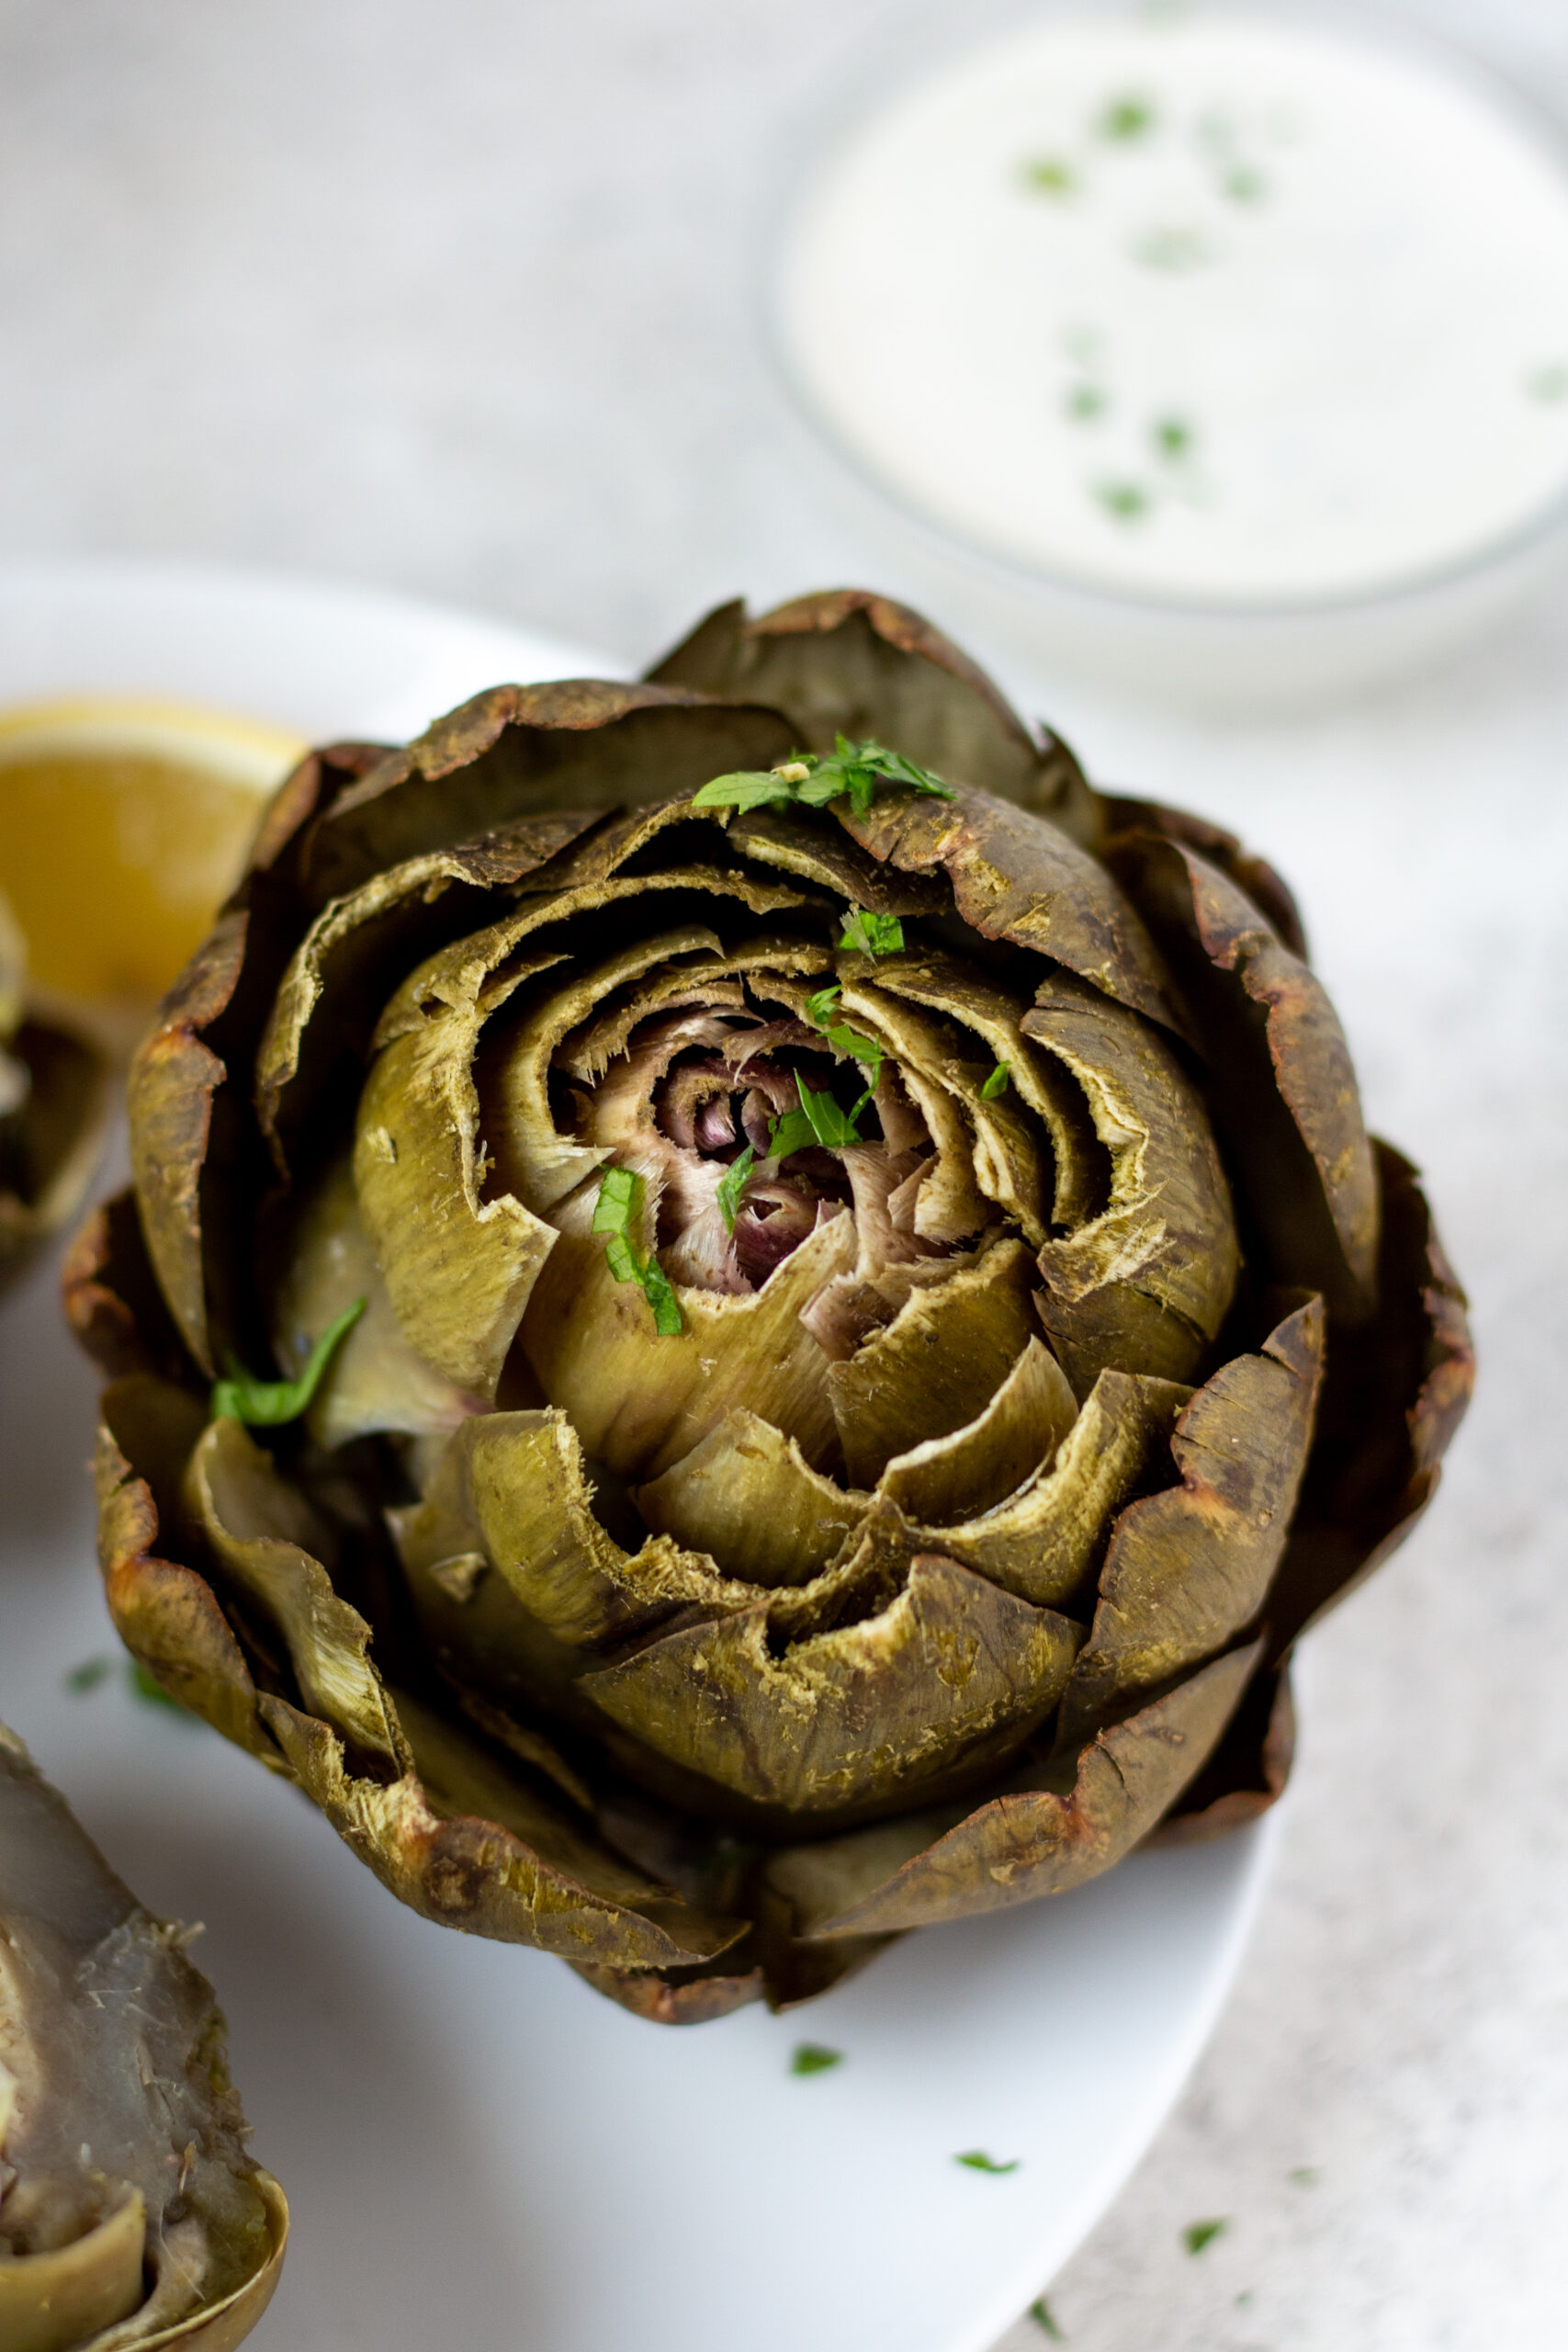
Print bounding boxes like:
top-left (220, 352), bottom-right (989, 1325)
top-left (567, 999), bottom-right (942, 1297)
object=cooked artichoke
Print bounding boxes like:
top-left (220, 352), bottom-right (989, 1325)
top-left (63, 593), bottom-right (1473, 2020)
top-left (0, 891), bottom-right (108, 1301)
top-left (0, 1722), bottom-right (286, 2347)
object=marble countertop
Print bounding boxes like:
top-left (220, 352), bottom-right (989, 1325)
top-left (3, 3), bottom-right (1565, 2346)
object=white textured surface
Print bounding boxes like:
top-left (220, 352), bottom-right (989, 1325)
top-left (2, 2), bottom-right (1566, 2346)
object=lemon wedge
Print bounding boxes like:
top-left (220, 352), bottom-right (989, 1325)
top-left (0, 696), bottom-right (308, 1041)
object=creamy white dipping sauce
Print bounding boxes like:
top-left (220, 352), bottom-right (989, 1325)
top-left (778, 9), bottom-right (1568, 605)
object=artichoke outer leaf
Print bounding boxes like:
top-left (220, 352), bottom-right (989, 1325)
top-left (767, 1638), bottom-right (1261, 1939)
top-left (647, 589), bottom-right (1098, 839)
top-left (580, 1554), bottom-right (1084, 1818)
top-left (62, 1188), bottom-right (190, 1385)
top-left (1055, 1297), bottom-right (1325, 1747)
top-left (256, 1692), bottom-right (746, 1970)
top-left (836, 783), bottom-right (1188, 1039)
top-left (126, 910), bottom-right (250, 1377)
top-left (876, 1336), bottom-right (1079, 1528)
top-left (1021, 971), bottom-right (1240, 1363)
top-left (522, 1196), bottom-right (858, 1482)
top-left (1146, 1656), bottom-right (1297, 1848)
top-left (1265, 1142), bottom-right (1474, 1650)
top-left (95, 1383), bottom-right (285, 1768)
top-left (299, 682), bottom-right (797, 906)
top-left (254, 809), bottom-right (602, 1178)
top-left (183, 1417), bottom-right (408, 1774)
top-left (828, 1236), bottom-right (1039, 1487)
top-left (1107, 833), bottom-right (1379, 1317)
top-left (634, 1410), bottom-right (872, 1587)
top-left (925, 1368), bottom-right (1192, 1610)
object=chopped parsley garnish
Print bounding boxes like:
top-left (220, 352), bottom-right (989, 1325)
top-left (64, 1656), bottom-right (113, 1694)
top-left (1224, 163), bottom-right (1268, 204)
top-left (839, 908), bottom-right (905, 957)
top-left (1183, 2218), bottom-right (1228, 2256)
top-left (1153, 414), bottom-right (1194, 461)
top-left (1527, 364), bottom-right (1568, 403)
top-left (716, 1143), bottom-right (756, 1235)
top-left (980, 1060), bottom-right (1010, 1100)
top-left (692, 735), bottom-right (954, 820)
top-left (1134, 224), bottom-right (1210, 272)
top-left (128, 1660), bottom-right (191, 1717)
top-left (1288, 2165), bottom-right (1320, 2187)
top-left (804, 980), bottom-right (884, 1074)
top-left (592, 1166), bottom-right (682, 1335)
top-left (1099, 93), bottom-right (1155, 141)
top-left (790, 2042), bottom-right (844, 2075)
top-left (955, 2151), bottom-right (1021, 2175)
top-left (1029, 2299), bottom-right (1066, 2340)
top-left (211, 1296), bottom-right (367, 1427)
top-left (1024, 156), bottom-right (1075, 196)
top-left (770, 1072), bottom-right (868, 1158)
top-left (1065, 383), bottom-right (1108, 423)
top-left (1094, 480), bottom-right (1151, 523)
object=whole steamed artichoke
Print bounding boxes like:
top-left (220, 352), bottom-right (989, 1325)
top-left (64, 593), bottom-right (1473, 2022)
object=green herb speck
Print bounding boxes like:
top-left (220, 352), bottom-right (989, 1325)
top-left (1527, 364), bottom-right (1568, 403)
top-left (211, 1295), bottom-right (367, 1429)
top-left (956, 2151), bottom-right (1021, 2175)
top-left (1133, 224), bottom-right (1210, 272)
top-left (1065, 383), bottom-right (1107, 423)
top-left (1099, 94), bottom-right (1156, 142)
top-left (981, 1061), bottom-right (1010, 1100)
top-left (1183, 2218), bottom-right (1228, 2256)
top-left (128, 1660), bottom-right (192, 1718)
top-left (1029, 2297), bottom-right (1066, 2339)
top-left (1024, 157), bottom-right (1076, 196)
top-left (716, 1144), bottom-right (756, 1236)
top-left (1152, 414), bottom-right (1194, 462)
top-left (791, 2042), bottom-right (844, 2075)
top-left (840, 909), bottom-right (905, 958)
top-left (592, 1165), bottom-right (683, 1335)
top-left (693, 737), bottom-right (953, 820)
top-left (1289, 2165), bottom-right (1321, 2187)
top-left (1223, 163), bottom-right (1268, 204)
top-left (65, 1656), bottom-right (114, 1693)
top-left (1094, 480), bottom-right (1152, 522)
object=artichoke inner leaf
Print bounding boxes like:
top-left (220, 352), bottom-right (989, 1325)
top-left (876, 1335), bottom-right (1079, 1528)
top-left (519, 1190), bottom-right (858, 1481)
top-left (924, 1367), bottom-right (1193, 1609)
top-left (634, 1410), bottom-right (873, 1586)
top-left (827, 1235), bottom-right (1041, 1487)
top-left (268, 1150), bottom-right (486, 1449)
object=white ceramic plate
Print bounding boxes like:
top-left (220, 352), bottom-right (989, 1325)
top-left (0, 560), bottom-right (1274, 2352)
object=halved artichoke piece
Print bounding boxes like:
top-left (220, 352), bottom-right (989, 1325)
top-left (0, 890), bottom-right (109, 1304)
top-left (0, 1723), bottom-right (287, 2350)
